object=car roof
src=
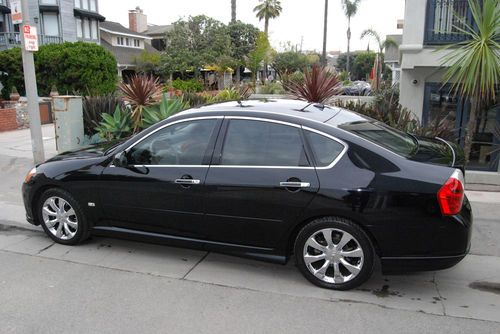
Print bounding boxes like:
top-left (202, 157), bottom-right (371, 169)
top-left (176, 98), bottom-right (346, 124)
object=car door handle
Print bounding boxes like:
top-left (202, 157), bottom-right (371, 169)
top-left (175, 179), bottom-right (201, 185)
top-left (279, 181), bottom-right (310, 188)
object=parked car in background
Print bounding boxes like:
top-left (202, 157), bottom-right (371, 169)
top-left (22, 99), bottom-right (472, 290)
top-left (341, 81), bottom-right (372, 96)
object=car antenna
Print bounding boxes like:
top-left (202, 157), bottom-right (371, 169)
top-left (299, 102), bottom-right (314, 112)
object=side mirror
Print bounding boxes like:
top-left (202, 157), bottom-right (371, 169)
top-left (113, 151), bottom-right (128, 167)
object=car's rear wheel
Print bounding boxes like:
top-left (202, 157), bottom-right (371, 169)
top-left (294, 217), bottom-right (374, 290)
top-left (38, 188), bottom-right (90, 245)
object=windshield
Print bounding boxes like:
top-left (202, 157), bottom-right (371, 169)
top-left (338, 121), bottom-right (418, 158)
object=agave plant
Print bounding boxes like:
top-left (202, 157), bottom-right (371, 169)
top-left (95, 106), bottom-right (132, 141)
top-left (119, 75), bottom-right (162, 132)
top-left (83, 94), bottom-right (124, 136)
top-left (283, 64), bottom-right (342, 104)
top-left (142, 94), bottom-right (188, 129)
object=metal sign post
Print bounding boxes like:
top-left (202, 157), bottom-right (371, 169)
top-left (17, 0), bottom-right (45, 164)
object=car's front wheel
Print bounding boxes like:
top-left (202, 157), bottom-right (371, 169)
top-left (294, 217), bottom-right (375, 290)
top-left (37, 188), bottom-right (90, 245)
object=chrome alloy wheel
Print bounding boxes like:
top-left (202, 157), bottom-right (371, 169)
top-left (303, 228), bottom-right (364, 284)
top-left (42, 196), bottom-right (78, 240)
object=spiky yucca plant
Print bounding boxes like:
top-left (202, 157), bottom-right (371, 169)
top-left (119, 75), bottom-right (162, 132)
top-left (440, 0), bottom-right (500, 163)
top-left (284, 64), bottom-right (341, 104)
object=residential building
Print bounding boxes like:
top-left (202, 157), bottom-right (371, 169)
top-left (128, 6), bottom-right (171, 51)
top-left (99, 20), bottom-right (159, 79)
top-left (0, 0), bottom-right (104, 50)
top-left (399, 0), bottom-right (499, 176)
top-left (383, 34), bottom-right (402, 85)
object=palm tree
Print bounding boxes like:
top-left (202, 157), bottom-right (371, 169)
top-left (254, 0), bottom-right (282, 82)
top-left (441, 0), bottom-right (500, 163)
top-left (341, 0), bottom-right (361, 77)
top-left (360, 29), bottom-right (397, 55)
top-left (231, 0), bottom-right (236, 23)
top-left (360, 28), bottom-right (398, 90)
top-left (322, 0), bottom-right (329, 66)
top-left (254, 0), bottom-right (283, 36)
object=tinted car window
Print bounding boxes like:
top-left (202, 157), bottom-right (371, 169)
top-left (338, 121), bottom-right (418, 158)
top-left (221, 119), bottom-right (309, 167)
top-left (127, 119), bottom-right (217, 165)
top-left (305, 130), bottom-right (345, 167)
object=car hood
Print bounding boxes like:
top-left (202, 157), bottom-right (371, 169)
top-left (46, 140), bottom-right (124, 162)
top-left (410, 136), bottom-right (465, 169)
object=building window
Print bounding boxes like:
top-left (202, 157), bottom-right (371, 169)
top-left (134, 39), bottom-right (140, 47)
top-left (89, 0), bottom-right (97, 12)
top-left (82, 0), bottom-right (89, 10)
top-left (42, 13), bottom-right (59, 36)
top-left (117, 37), bottom-right (124, 45)
top-left (74, 0), bottom-right (80, 8)
top-left (76, 17), bottom-right (82, 37)
top-left (82, 18), bottom-right (90, 39)
top-left (40, 0), bottom-right (58, 4)
top-left (90, 19), bottom-right (98, 39)
top-left (125, 37), bottom-right (130, 46)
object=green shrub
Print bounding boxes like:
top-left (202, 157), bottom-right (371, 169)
top-left (0, 48), bottom-right (23, 100)
top-left (258, 82), bottom-right (285, 94)
top-left (182, 92), bottom-right (210, 107)
top-left (0, 42), bottom-right (117, 99)
top-left (36, 42), bottom-right (117, 96)
top-left (171, 78), bottom-right (204, 93)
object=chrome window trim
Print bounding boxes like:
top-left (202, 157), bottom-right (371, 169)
top-left (224, 116), bottom-right (301, 128)
top-left (302, 126), bottom-right (349, 170)
top-left (132, 165), bottom-right (209, 168)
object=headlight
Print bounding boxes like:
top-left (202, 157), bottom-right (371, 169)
top-left (24, 167), bottom-right (37, 183)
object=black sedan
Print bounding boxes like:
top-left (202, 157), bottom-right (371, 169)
top-left (22, 99), bottom-right (472, 290)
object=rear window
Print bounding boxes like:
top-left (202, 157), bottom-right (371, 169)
top-left (305, 130), bottom-right (345, 167)
top-left (337, 121), bottom-right (418, 158)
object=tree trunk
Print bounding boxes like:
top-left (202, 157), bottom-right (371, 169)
top-left (231, 0), bottom-right (236, 23)
top-left (464, 96), bottom-right (479, 164)
top-left (263, 19), bottom-right (269, 84)
top-left (322, 0), bottom-right (328, 66)
top-left (235, 65), bottom-right (241, 86)
top-left (346, 18), bottom-right (351, 78)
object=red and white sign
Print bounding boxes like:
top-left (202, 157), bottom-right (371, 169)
top-left (9, 0), bottom-right (23, 24)
top-left (23, 25), bottom-right (39, 52)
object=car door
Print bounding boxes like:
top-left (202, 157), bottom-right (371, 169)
top-left (202, 117), bottom-right (320, 249)
top-left (99, 116), bottom-right (222, 237)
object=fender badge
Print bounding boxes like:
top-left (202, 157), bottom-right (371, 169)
top-left (88, 202), bottom-right (96, 207)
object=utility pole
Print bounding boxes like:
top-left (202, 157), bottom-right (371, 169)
top-left (20, 0), bottom-right (45, 164)
top-left (322, 0), bottom-right (328, 66)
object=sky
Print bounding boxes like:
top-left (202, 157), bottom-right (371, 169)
top-left (99, 0), bottom-right (405, 53)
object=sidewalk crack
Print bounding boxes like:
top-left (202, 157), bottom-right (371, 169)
top-left (182, 252), bottom-right (209, 280)
top-left (432, 272), bottom-right (447, 316)
top-left (36, 242), bottom-right (55, 254)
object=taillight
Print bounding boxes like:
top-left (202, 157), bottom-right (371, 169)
top-left (437, 169), bottom-right (464, 216)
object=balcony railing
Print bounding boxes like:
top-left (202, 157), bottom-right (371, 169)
top-left (425, 0), bottom-right (474, 45)
top-left (0, 32), bottom-right (63, 49)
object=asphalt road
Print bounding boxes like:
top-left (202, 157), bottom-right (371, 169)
top-left (0, 125), bottom-right (499, 333)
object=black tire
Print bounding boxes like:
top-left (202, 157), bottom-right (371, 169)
top-left (294, 216), bottom-right (375, 290)
top-left (37, 188), bottom-right (90, 245)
